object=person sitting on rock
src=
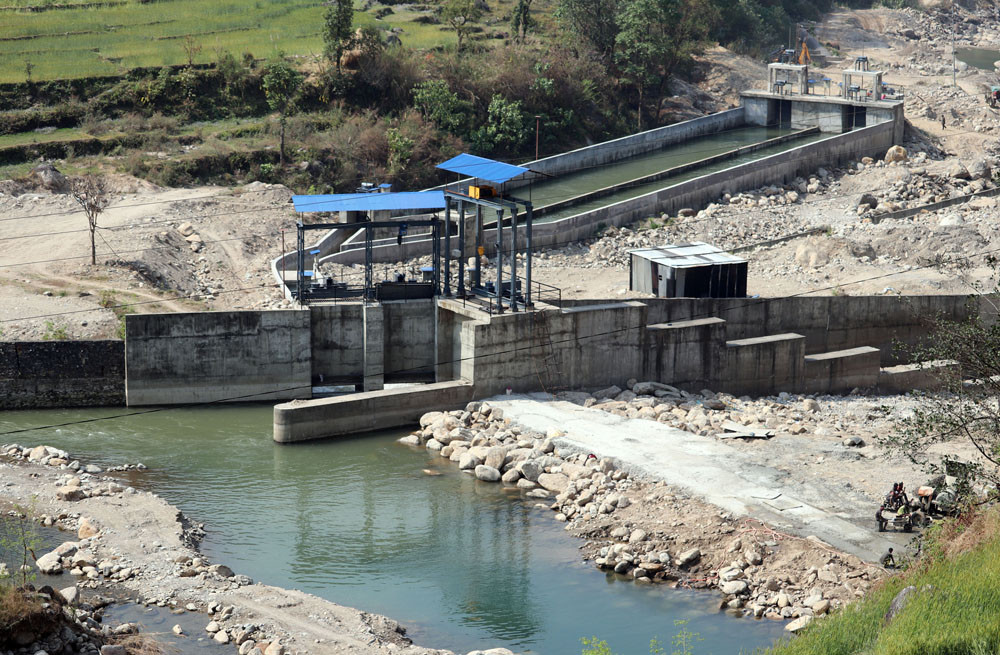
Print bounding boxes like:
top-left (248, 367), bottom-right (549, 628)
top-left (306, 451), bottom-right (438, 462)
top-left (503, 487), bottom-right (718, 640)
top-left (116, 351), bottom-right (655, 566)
top-left (880, 548), bottom-right (896, 569)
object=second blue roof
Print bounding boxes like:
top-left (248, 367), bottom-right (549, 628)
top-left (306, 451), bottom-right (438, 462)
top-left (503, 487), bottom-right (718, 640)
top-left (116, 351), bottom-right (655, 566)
top-left (436, 153), bottom-right (530, 184)
top-left (292, 191), bottom-right (446, 213)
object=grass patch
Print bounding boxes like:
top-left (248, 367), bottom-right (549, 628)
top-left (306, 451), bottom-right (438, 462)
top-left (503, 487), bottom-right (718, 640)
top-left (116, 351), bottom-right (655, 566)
top-left (0, 0), bottom-right (551, 82)
top-left (765, 509), bottom-right (1000, 655)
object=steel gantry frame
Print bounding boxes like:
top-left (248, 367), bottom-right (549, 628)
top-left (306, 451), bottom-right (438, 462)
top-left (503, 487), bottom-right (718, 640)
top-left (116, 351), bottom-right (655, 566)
top-left (296, 219), bottom-right (442, 303)
top-left (443, 190), bottom-right (534, 313)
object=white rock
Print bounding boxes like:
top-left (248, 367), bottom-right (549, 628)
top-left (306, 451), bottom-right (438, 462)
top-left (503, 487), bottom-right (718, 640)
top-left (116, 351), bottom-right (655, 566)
top-left (474, 465), bottom-right (501, 482)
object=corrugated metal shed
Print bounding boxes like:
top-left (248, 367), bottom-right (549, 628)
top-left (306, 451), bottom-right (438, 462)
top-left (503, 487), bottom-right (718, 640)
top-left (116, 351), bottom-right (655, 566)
top-left (629, 242), bottom-right (747, 298)
top-left (435, 153), bottom-right (530, 184)
top-left (292, 191), bottom-right (447, 213)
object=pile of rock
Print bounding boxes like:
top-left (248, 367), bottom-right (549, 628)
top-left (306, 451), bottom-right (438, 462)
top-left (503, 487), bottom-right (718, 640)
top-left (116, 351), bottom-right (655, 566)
top-left (405, 398), bottom-right (877, 631)
top-left (404, 403), bottom-right (633, 516)
top-left (0, 584), bottom-right (135, 655)
top-left (558, 381), bottom-right (868, 448)
top-left (1, 444), bottom-right (145, 477)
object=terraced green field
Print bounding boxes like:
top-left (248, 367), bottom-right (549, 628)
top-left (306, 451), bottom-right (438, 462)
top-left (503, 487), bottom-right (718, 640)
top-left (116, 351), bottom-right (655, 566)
top-left (0, 0), bottom-right (469, 83)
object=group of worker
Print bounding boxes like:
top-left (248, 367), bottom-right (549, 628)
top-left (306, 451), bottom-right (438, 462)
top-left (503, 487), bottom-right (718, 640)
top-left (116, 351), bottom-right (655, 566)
top-left (878, 482), bottom-right (909, 569)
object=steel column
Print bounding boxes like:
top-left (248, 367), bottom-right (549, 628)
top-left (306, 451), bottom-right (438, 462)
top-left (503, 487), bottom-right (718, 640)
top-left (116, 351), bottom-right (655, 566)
top-left (432, 223), bottom-right (441, 294)
top-left (457, 198), bottom-right (466, 297)
top-left (296, 224), bottom-right (305, 303)
top-left (444, 200), bottom-right (452, 296)
top-left (496, 208), bottom-right (504, 314)
top-left (475, 204), bottom-right (483, 289)
top-left (509, 206), bottom-right (518, 312)
top-left (364, 223), bottom-right (374, 301)
top-left (525, 202), bottom-right (533, 306)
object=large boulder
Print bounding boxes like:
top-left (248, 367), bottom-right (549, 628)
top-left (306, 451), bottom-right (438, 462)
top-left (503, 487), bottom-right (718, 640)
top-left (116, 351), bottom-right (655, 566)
top-left (969, 158), bottom-right (992, 180)
top-left (720, 580), bottom-right (749, 595)
top-left (484, 446), bottom-right (506, 470)
top-left (785, 615), bottom-right (812, 633)
top-left (35, 551), bottom-right (63, 574)
top-left (537, 473), bottom-right (570, 493)
top-left (675, 548), bottom-right (701, 567)
top-left (884, 145), bottom-right (907, 163)
top-left (857, 192), bottom-right (879, 210)
top-left (517, 461), bottom-right (543, 482)
top-left (947, 161), bottom-right (971, 180)
top-left (77, 517), bottom-right (100, 539)
top-left (31, 163), bottom-right (68, 192)
top-left (474, 465), bottom-right (501, 482)
top-left (458, 453), bottom-right (482, 470)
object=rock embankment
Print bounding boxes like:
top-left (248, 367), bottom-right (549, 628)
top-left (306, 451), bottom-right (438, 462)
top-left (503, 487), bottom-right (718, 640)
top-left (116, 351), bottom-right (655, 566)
top-left (406, 401), bottom-right (882, 632)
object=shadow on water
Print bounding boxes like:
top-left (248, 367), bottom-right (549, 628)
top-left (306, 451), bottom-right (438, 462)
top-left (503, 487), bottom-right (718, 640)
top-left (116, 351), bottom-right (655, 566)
top-left (0, 406), bottom-right (786, 654)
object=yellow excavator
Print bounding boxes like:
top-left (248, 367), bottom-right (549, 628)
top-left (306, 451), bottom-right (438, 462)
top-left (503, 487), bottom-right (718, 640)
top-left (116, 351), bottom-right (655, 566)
top-left (767, 38), bottom-right (812, 66)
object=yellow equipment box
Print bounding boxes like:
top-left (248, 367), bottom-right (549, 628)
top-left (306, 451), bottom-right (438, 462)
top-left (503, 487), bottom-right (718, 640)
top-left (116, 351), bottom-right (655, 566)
top-left (469, 185), bottom-right (496, 199)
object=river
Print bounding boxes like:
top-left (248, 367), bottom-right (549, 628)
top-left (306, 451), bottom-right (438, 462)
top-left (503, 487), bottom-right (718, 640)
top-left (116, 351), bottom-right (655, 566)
top-left (0, 405), bottom-right (787, 654)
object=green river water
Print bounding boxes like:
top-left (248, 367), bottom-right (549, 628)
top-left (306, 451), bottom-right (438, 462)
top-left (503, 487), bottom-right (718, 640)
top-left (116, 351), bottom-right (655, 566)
top-left (956, 47), bottom-right (1000, 71)
top-left (0, 405), bottom-right (787, 654)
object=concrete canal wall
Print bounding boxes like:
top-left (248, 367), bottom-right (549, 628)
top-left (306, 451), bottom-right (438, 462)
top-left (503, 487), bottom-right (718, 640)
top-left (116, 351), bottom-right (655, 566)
top-left (564, 294), bottom-right (977, 366)
top-left (329, 120), bottom-right (900, 266)
top-left (0, 341), bottom-right (124, 409)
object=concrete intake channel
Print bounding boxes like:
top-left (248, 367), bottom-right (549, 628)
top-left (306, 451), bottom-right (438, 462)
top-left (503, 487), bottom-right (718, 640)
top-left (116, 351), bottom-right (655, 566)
top-left (326, 125), bottom-right (824, 264)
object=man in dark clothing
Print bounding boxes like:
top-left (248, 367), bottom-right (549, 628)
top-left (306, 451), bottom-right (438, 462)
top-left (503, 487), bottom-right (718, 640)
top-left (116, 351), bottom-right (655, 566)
top-left (880, 547), bottom-right (896, 568)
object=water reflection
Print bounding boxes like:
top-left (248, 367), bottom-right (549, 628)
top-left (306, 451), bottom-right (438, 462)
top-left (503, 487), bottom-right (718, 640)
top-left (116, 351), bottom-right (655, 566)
top-left (0, 407), bottom-right (786, 654)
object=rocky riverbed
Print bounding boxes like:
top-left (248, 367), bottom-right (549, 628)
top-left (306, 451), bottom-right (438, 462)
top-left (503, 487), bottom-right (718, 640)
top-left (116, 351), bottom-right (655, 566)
top-left (0, 444), bottom-right (517, 655)
top-left (404, 400), bottom-right (887, 635)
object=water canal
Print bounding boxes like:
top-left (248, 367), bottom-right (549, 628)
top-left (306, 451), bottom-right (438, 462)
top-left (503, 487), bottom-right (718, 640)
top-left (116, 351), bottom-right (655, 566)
top-left (0, 405), bottom-right (787, 654)
top-left (521, 126), bottom-right (826, 223)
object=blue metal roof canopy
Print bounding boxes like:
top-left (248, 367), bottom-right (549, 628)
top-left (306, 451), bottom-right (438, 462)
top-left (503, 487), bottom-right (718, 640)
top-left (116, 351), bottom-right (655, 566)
top-left (435, 153), bottom-right (530, 184)
top-left (292, 190), bottom-right (447, 213)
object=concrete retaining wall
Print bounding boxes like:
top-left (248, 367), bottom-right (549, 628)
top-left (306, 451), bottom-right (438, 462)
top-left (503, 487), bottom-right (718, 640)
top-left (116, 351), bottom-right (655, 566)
top-left (125, 311), bottom-right (312, 405)
top-left (725, 333), bottom-right (806, 397)
top-left (0, 341), bottom-right (124, 409)
top-left (273, 380), bottom-right (475, 442)
top-left (310, 304), bottom-right (364, 384)
top-left (565, 295), bottom-right (975, 366)
top-left (803, 346), bottom-right (881, 394)
top-left (642, 318), bottom-right (725, 389)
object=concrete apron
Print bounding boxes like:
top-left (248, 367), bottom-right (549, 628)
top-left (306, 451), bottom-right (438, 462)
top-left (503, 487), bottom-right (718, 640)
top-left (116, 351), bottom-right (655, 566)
top-left (490, 394), bottom-right (904, 563)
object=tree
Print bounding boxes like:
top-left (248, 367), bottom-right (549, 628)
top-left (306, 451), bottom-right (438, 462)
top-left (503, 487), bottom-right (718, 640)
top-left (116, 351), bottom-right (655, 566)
top-left (883, 301), bottom-right (1000, 493)
top-left (262, 55), bottom-right (304, 166)
top-left (614, 0), bottom-right (715, 130)
top-left (471, 95), bottom-right (529, 156)
top-left (440, 0), bottom-right (483, 52)
top-left (413, 79), bottom-right (470, 134)
top-left (510, 0), bottom-right (533, 43)
top-left (70, 176), bottom-right (111, 266)
top-left (323, 0), bottom-right (355, 73)
top-left (555, 0), bottom-right (620, 66)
